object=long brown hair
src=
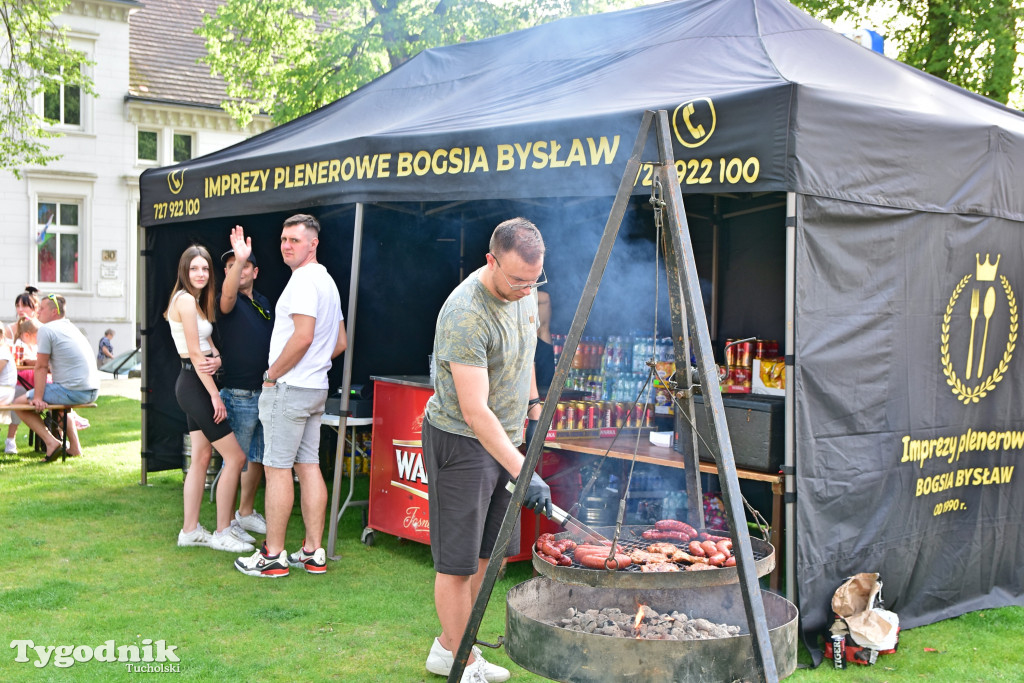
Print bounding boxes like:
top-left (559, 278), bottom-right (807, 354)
top-left (164, 245), bottom-right (216, 322)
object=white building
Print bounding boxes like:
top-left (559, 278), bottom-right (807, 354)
top-left (0, 0), bottom-right (270, 355)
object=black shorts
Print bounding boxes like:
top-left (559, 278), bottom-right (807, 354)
top-left (423, 418), bottom-right (519, 575)
top-left (175, 363), bottom-right (233, 443)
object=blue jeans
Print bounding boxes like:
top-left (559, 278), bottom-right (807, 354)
top-left (220, 387), bottom-right (263, 463)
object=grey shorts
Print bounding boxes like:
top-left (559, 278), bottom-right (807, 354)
top-left (258, 383), bottom-right (328, 469)
top-left (423, 418), bottom-right (518, 576)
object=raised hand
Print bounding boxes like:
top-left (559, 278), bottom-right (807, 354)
top-left (231, 225), bottom-right (252, 263)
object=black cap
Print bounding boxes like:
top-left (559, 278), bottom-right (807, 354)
top-left (221, 249), bottom-right (257, 267)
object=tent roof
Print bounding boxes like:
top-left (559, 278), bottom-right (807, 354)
top-left (141, 0), bottom-right (1024, 226)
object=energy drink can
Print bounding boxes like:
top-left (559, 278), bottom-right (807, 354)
top-left (831, 634), bottom-right (846, 669)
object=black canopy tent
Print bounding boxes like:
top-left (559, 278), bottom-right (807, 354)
top-left (139, 0), bottom-right (1024, 656)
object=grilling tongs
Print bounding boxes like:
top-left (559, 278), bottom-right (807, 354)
top-left (505, 481), bottom-right (610, 543)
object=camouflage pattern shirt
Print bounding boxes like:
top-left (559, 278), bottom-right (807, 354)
top-left (425, 267), bottom-right (538, 445)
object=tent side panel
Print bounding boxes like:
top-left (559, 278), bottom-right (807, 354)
top-left (794, 195), bottom-right (1024, 643)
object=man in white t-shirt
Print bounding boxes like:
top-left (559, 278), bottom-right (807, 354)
top-left (235, 214), bottom-right (347, 578)
top-left (12, 294), bottom-right (100, 461)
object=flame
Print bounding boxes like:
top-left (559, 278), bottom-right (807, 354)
top-left (633, 605), bottom-right (645, 631)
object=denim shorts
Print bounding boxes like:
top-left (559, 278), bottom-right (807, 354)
top-left (221, 387), bottom-right (264, 463)
top-left (258, 383), bottom-right (327, 469)
top-left (27, 384), bottom-right (99, 406)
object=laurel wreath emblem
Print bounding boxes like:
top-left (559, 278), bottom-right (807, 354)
top-left (940, 274), bottom-right (1018, 404)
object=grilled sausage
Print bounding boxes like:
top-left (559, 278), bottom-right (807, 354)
top-left (654, 520), bottom-right (697, 539)
top-left (700, 540), bottom-right (719, 557)
top-left (716, 539), bottom-right (733, 555)
top-left (688, 541), bottom-right (707, 557)
top-left (642, 529), bottom-right (689, 542)
top-left (724, 556), bottom-right (736, 567)
top-left (575, 543), bottom-right (625, 555)
top-left (537, 552), bottom-right (558, 565)
top-left (554, 539), bottom-right (577, 553)
top-left (538, 540), bottom-right (564, 561)
top-left (700, 532), bottom-right (730, 543)
top-left (707, 552), bottom-right (727, 567)
top-left (577, 552), bottom-right (631, 570)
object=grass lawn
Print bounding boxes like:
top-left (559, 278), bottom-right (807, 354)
top-left (1, 393), bottom-right (1021, 681)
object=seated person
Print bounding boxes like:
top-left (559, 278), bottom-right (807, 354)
top-left (5, 318), bottom-right (40, 454)
top-left (0, 343), bottom-right (16, 443)
top-left (12, 294), bottom-right (99, 461)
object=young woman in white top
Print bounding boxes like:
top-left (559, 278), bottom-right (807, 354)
top-left (3, 288), bottom-right (38, 454)
top-left (165, 245), bottom-right (255, 553)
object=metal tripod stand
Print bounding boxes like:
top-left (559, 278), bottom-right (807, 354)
top-left (450, 110), bottom-right (779, 683)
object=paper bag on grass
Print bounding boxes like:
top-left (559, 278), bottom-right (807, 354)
top-left (830, 572), bottom-right (899, 651)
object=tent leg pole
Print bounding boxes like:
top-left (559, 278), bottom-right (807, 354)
top-left (327, 203), bottom-right (364, 561)
top-left (784, 192), bottom-right (797, 603)
top-left (139, 221), bottom-right (150, 487)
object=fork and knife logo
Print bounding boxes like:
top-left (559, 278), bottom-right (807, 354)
top-left (941, 253), bottom-right (1017, 404)
top-left (965, 285), bottom-right (996, 379)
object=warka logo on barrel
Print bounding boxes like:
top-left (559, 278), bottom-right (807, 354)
top-left (941, 253), bottom-right (1018, 404)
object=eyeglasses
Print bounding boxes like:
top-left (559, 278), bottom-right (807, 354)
top-left (490, 254), bottom-right (547, 290)
top-left (46, 294), bottom-right (61, 316)
top-left (250, 297), bottom-right (270, 320)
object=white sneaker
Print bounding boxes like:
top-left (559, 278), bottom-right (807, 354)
top-left (210, 528), bottom-right (255, 553)
top-left (235, 509), bottom-right (267, 535)
top-left (460, 660), bottom-right (489, 683)
top-left (177, 524), bottom-right (213, 547)
top-left (425, 637), bottom-right (510, 683)
top-left (4, 438), bottom-right (16, 454)
top-left (229, 519), bottom-right (257, 544)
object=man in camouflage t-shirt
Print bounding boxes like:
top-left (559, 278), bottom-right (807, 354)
top-left (422, 218), bottom-right (553, 683)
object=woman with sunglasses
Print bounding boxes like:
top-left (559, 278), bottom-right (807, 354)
top-left (165, 245), bottom-right (255, 554)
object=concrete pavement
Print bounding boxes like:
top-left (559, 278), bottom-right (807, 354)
top-left (100, 376), bottom-right (142, 400)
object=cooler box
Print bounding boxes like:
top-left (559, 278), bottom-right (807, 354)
top-left (673, 393), bottom-right (784, 473)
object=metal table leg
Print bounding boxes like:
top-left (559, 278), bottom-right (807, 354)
top-left (337, 417), bottom-right (371, 523)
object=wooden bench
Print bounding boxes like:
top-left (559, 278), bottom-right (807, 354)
top-left (0, 403), bottom-right (98, 462)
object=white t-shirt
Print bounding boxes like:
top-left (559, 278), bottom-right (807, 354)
top-left (0, 345), bottom-right (16, 388)
top-left (268, 263), bottom-right (342, 389)
top-left (38, 318), bottom-right (100, 391)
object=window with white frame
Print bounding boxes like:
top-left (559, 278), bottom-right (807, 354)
top-left (42, 62), bottom-right (82, 127)
top-left (138, 129), bottom-right (159, 163)
top-left (36, 200), bottom-right (81, 286)
top-left (173, 132), bottom-right (193, 162)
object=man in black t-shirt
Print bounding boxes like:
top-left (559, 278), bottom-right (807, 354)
top-left (217, 226), bottom-right (275, 543)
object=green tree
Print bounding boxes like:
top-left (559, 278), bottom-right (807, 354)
top-left (198, 0), bottom-right (636, 127)
top-left (794, 0), bottom-right (1024, 106)
top-left (1, 0), bottom-right (96, 178)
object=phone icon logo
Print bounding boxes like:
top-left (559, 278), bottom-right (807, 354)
top-left (167, 168), bottom-right (186, 195)
top-left (672, 98), bottom-right (716, 148)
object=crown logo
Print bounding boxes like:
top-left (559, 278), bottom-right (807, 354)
top-left (976, 253), bottom-right (1000, 282)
